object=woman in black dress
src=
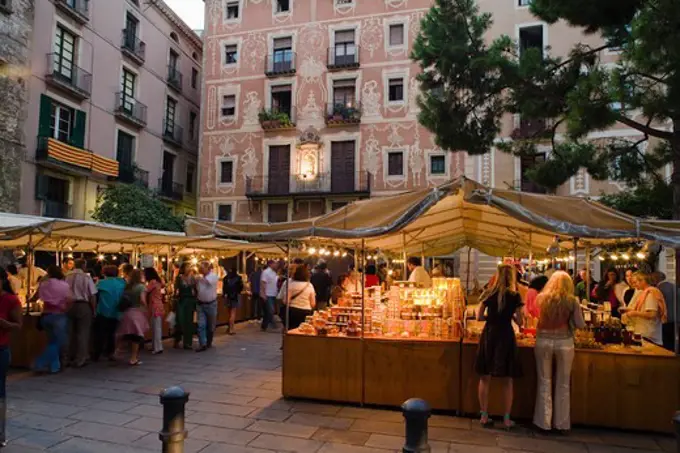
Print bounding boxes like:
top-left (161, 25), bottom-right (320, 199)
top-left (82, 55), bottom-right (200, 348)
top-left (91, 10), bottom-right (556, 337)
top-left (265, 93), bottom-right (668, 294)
top-left (476, 264), bottom-right (524, 429)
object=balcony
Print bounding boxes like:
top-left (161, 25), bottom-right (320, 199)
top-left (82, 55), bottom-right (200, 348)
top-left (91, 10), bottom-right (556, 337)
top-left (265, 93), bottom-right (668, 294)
top-left (167, 65), bottom-right (183, 92)
top-left (44, 53), bottom-right (92, 100)
top-left (325, 102), bottom-right (362, 127)
top-left (163, 121), bottom-right (183, 148)
top-left (259, 107), bottom-right (296, 131)
top-left (117, 164), bottom-right (149, 187)
top-left (511, 117), bottom-right (548, 140)
top-left (42, 200), bottom-right (72, 219)
top-left (157, 178), bottom-right (184, 201)
top-left (246, 171), bottom-right (371, 199)
top-left (36, 136), bottom-right (119, 178)
top-left (327, 45), bottom-right (360, 70)
top-left (265, 53), bottom-right (296, 77)
top-left (114, 92), bottom-right (147, 128)
top-left (187, 134), bottom-right (199, 153)
top-left (54, 0), bottom-right (89, 24)
top-left (121, 30), bottom-right (146, 65)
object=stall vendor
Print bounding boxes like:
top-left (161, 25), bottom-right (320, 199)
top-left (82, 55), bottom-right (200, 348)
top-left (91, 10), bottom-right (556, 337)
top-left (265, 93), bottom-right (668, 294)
top-left (407, 257), bottom-right (432, 288)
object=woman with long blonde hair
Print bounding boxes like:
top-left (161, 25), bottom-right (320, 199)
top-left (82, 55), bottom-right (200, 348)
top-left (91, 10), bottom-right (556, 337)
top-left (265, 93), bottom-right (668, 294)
top-left (533, 271), bottom-right (585, 433)
top-left (475, 264), bottom-right (524, 429)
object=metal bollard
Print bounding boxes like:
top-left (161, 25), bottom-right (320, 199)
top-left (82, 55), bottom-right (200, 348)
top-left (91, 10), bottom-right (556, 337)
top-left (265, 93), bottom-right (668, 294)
top-left (673, 411), bottom-right (680, 453)
top-left (159, 386), bottom-right (190, 453)
top-left (402, 398), bottom-right (431, 453)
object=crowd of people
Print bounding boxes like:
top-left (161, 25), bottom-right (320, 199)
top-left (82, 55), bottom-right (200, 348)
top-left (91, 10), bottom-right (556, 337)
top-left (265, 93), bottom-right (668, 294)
top-left (474, 263), bottom-right (674, 433)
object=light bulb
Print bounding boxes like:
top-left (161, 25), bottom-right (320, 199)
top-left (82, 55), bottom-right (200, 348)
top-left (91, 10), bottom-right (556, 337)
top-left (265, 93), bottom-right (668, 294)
top-left (112, 255), bottom-right (118, 261)
top-left (97, 254), bottom-right (105, 261)
top-left (388, 269), bottom-right (394, 276)
top-left (333, 250), bottom-right (340, 257)
top-left (161, 257), bottom-right (167, 262)
top-left (621, 253), bottom-right (630, 261)
top-left (636, 252), bottom-right (646, 259)
top-left (610, 254), bottom-right (618, 261)
top-left (308, 247), bottom-right (316, 255)
top-left (598, 256), bottom-right (605, 261)
top-left (67, 253), bottom-right (74, 259)
top-left (568, 256), bottom-right (575, 261)
top-left (342, 252), bottom-right (347, 257)
top-left (191, 257), bottom-right (198, 265)
top-left (367, 255), bottom-right (373, 260)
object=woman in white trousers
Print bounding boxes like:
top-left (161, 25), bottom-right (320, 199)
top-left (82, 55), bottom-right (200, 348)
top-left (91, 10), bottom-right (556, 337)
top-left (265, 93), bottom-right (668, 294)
top-left (533, 271), bottom-right (586, 432)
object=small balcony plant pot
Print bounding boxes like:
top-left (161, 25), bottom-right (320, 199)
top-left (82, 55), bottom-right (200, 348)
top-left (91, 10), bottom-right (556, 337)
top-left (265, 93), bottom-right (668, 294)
top-left (271, 120), bottom-right (281, 128)
top-left (262, 120), bottom-right (273, 128)
top-left (333, 113), bottom-right (343, 121)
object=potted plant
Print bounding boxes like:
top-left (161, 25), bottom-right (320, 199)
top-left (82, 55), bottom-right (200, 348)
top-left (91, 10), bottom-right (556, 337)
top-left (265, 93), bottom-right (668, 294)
top-left (332, 104), bottom-right (345, 122)
top-left (258, 110), bottom-right (274, 128)
top-left (276, 111), bottom-right (292, 128)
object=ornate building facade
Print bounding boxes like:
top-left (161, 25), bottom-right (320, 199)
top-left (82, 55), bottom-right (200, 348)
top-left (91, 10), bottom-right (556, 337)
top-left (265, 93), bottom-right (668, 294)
top-left (199, 0), bottom-right (660, 281)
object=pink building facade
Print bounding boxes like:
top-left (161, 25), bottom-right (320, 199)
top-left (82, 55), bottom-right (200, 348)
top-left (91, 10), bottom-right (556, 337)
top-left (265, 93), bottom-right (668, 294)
top-left (199, 0), bottom-right (669, 280)
top-left (22, 0), bottom-right (203, 220)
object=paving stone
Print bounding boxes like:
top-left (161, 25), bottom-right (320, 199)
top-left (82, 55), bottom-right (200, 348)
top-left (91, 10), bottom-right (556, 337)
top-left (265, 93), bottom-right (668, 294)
top-left (430, 427), bottom-right (498, 446)
top-left (497, 435), bottom-right (587, 453)
top-left (0, 444), bottom-right (43, 453)
top-left (48, 437), bottom-right (155, 453)
top-left (350, 419), bottom-right (404, 436)
top-left (311, 427), bottom-right (372, 445)
top-left (364, 433), bottom-right (449, 453)
top-left (247, 420), bottom-right (318, 439)
top-left (336, 407), bottom-right (404, 422)
top-left (126, 415), bottom-right (196, 433)
top-left (248, 397), bottom-right (294, 410)
top-left (287, 413), bottom-right (354, 430)
top-left (133, 432), bottom-right (209, 453)
top-left (11, 429), bottom-right (71, 449)
top-left (63, 421), bottom-right (148, 444)
top-left (70, 409), bottom-right (140, 426)
top-left (586, 446), bottom-right (659, 453)
top-left (49, 394), bottom-right (103, 407)
top-left (248, 407), bottom-right (292, 422)
top-left (316, 442), bottom-right (391, 453)
top-left (448, 446), bottom-right (507, 453)
top-left (248, 433), bottom-right (323, 452)
top-left (597, 432), bottom-right (662, 450)
top-left (429, 415), bottom-right (472, 430)
top-left (198, 443), bottom-right (274, 453)
top-left (9, 413), bottom-right (77, 432)
top-left (126, 404), bottom-right (163, 418)
top-left (656, 436), bottom-right (675, 453)
top-left (291, 402), bottom-right (342, 416)
top-left (9, 400), bottom-right (81, 418)
top-left (188, 411), bottom-right (255, 429)
top-left (190, 401), bottom-right (256, 416)
top-left (88, 400), bottom-right (140, 413)
top-left (191, 425), bottom-right (260, 445)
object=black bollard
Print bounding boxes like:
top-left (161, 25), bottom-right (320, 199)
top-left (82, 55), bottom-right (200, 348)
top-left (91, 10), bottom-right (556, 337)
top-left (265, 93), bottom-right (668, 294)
top-left (159, 386), bottom-right (190, 453)
top-left (673, 411), bottom-right (680, 453)
top-left (402, 398), bottom-right (431, 453)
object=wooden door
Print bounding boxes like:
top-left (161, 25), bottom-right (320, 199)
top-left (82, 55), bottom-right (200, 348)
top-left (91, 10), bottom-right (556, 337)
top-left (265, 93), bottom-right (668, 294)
top-left (331, 141), bottom-right (355, 193)
top-left (268, 145), bottom-right (290, 195)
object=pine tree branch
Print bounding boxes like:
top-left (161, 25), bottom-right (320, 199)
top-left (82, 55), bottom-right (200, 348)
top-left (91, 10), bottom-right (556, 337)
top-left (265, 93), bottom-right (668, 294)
top-left (615, 115), bottom-right (673, 140)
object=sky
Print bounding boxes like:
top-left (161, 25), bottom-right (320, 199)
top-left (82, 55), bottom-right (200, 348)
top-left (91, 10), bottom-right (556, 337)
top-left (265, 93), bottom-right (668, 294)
top-left (164, 0), bottom-right (205, 31)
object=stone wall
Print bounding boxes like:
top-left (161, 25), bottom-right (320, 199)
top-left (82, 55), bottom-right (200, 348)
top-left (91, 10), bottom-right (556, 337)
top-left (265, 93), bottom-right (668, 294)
top-left (0, 0), bottom-right (33, 213)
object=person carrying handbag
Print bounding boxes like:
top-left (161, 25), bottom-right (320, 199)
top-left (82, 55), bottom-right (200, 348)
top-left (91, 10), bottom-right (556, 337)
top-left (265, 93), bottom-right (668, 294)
top-left (279, 265), bottom-right (316, 331)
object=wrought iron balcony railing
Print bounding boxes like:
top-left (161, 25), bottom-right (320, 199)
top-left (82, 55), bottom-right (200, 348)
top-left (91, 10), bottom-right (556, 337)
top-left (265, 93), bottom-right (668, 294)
top-left (42, 200), bottom-right (72, 219)
top-left (114, 92), bottom-right (147, 127)
top-left (157, 178), bottom-right (184, 200)
top-left (118, 164), bottom-right (149, 187)
top-left (327, 45), bottom-right (360, 69)
top-left (265, 52), bottom-right (296, 76)
top-left (246, 171), bottom-right (371, 197)
top-left (163, 121), bottom-right (183, 147)
top-left (167, 65), bottom-right (183, 92)
top-left (259, 107), bottom-right (296, 131)
top-left (45, 53), bottom-right (92, 99)
top-left (121, 30), bottom-right (146, 64)
top-left (325, 102), bottom-right (362, 126)
top-left (54, 0), bottom-right (89, 24)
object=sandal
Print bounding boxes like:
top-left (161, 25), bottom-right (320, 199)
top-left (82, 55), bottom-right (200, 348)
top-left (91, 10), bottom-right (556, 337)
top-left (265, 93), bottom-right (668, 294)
top-left (503, 414), bottom-right (516, 431)
top-left (129, 360), bottom-right (142, 366)
top-left (480, 411), bottom-right (494, 428)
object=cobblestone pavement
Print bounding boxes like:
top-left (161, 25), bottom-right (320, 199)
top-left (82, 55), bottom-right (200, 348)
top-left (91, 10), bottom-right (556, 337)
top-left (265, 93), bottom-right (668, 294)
top-left (4, 322), bottom-right (674, 453)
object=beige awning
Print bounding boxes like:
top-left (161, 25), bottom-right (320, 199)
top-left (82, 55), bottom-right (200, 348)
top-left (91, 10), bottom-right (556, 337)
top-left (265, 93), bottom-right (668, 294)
top-left (185, 177), bottom-right (680, 257)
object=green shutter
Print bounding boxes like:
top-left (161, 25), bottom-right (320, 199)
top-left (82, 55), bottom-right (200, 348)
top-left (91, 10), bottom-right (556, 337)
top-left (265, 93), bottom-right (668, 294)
top-left (71, 109), bottom-right (86, 148)
top-left (38, 94), bottom-right (52, 138)
top-left (35, 174), bottom-right (49, 200)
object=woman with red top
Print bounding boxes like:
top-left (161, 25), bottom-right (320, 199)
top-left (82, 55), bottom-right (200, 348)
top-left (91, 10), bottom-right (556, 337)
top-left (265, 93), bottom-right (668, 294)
top-left (33, 265), bottom-right (70, 374)
top-left (0, 269), bottom-right (23, 446)
top-left (144, 268), bottom-right (165, 355)
top-left (533, 271), bottom-right (585, 433)
top-left (592, 268), bottom-right (621, 317)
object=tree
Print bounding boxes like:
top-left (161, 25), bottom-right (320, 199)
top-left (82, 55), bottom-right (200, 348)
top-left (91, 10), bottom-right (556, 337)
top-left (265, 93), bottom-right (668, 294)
top-left (412, 0), bottom-right (680, 277)
top-left (92, 184), bottom-right (184, 232)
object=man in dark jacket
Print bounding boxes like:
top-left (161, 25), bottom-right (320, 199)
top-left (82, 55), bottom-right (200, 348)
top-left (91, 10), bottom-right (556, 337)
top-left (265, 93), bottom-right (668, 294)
top-left (311, 262), bottom-right (332, 311)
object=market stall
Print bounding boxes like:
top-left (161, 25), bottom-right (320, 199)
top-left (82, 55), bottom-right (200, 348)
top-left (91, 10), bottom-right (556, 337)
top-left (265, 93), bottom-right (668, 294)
top-left (0, 213), bottom-right (281, 366)
top-left (187, 177), bottom-right (680, 433)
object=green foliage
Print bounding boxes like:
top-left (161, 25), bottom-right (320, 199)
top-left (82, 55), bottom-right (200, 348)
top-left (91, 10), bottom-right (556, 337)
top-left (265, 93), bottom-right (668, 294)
top-left (411, 0), bottom-right (680, 218)
top-left (258, 109), bottom-right (293, 126)
top-left (600, 181), bottom-right (674, 219)
top-left (91, 183), bottom-right (184, 232)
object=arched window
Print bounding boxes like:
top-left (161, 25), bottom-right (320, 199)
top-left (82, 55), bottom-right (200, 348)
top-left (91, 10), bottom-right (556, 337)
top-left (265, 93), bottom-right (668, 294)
top-left (192, 51), bottom-right (198, 60)
top-left (170, 32), bottom-right (179, 43)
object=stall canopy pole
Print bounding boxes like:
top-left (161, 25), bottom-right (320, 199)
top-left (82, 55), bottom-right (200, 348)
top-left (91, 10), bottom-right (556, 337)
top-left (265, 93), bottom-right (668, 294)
top-left (585, 244), bottom-right (591, 303)
top-left (573, 238), bottom-right (579, 282)
top-left (402, 232), bottom-right (407, 280)
top-left (26, 233), bottom-right (33, 314)
top-left (285, 241), bottom-right (291, 334)
top-left (465, 247), bottom-right (471, 295)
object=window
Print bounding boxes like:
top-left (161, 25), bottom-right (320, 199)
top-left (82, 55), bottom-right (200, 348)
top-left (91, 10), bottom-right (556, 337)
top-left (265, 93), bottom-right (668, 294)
top-left (170, 32), bottom-right (179, 43)
top-left (121, 68), bottom-right (136, 112)
top-left (276, 0), bottom-right (290, 13)
top-left (189, 111), bottom-right (197, 140)
top-left (271, 84), bottom-right (292, 115)
top-left (389, 24), bottom-right (404, 47)
top-left (519, 25), bottom-right (544, 56)
top-left (116, 130), bottom-right (135, 168)
top-left (36, 174), bottom-right (70, 217)
top-left (191, 68), bottom-right (198, 89)
top-left (186, 163), bottom-right (195, 193)
top-left (50, 102), bottom-right (74, 142)
top-left (192, 51), bottom-right (198, 60)
top-left (217, 204), bottom-right (232, 221)
top-left (267, 203), bottom-right (289, 223)
top-left (165, 97), bottom-right (177, 131)
top-left (430, 155), bottom-right (446, 175)
top-left (224, 44), bottom-right (238, 64)
top-left (169, 49), bottom-right (179, 71)
top-left (388, 78), bottom-right (404, 102)
top-left (518, 0), bottom-right (531, 5)
top-left (220, 160), bottom-right (234, 184)
top-left (54, 26), bottom-right (76, 80)
top-left (333, 79), bottom-right (356, 106)
top-left (387, 151), bottom-right (404, 177)
top-left (335, 0), bottom-right (353, 5)
top-left (221, 95), bottom-right (236, 117)
top-left (333, 29), bottom-right (356, 65)
top-left (272, 37), bottom-right (293, 72)
top-left (226, 1), bottom-right (239, 19)
top-left (123, 12), bottom-right (139, 50)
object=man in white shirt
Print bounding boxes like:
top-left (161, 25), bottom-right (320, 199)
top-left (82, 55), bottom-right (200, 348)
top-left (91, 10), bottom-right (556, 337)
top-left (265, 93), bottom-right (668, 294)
top-left (407, 257), bottom-right (432, 288)
top-left (65, 259), bottom-right (97, 367)
top-left (260, 260), bottom-right (279, 331)
top-left (196, 261), bottom-right (219, 351)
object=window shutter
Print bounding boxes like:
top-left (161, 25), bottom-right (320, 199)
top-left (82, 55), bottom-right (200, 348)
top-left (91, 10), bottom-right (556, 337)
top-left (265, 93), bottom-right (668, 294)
top-left (274, 37), bottom-right (292, 50)
top-left (38, 94), bottom-right (52, 138)
top-left (35, 174), bottom-right (49, 200)
top-left (335, 30), bottom-right (355, 43)
top-left (71, 109), bottom-right (86, 148)
top-left (389, 25), bottom-right (404, 46)
top-left (333, 79), bottom-right (355, 88)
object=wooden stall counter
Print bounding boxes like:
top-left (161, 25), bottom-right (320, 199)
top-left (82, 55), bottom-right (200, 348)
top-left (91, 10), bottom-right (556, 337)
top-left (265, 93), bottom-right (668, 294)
top-left (461, 338), bottom-right (680, 433)
top-left (10, 313), bottom-right (47, 368)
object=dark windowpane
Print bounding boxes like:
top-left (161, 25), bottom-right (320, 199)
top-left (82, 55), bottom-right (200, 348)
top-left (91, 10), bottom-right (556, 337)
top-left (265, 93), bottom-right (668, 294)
top-left (186, 163), bottom-right (195, 193)
top-left (388, 78), bottom-right (403, 102)
top-left (220, 161), bottom-right (233, 183)
top-left (430, 155), bottom-right (446, 175)
top-left (388, 152), bottom-right (404, 176)
top-left (218, 204), bottom-right (232, 221)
